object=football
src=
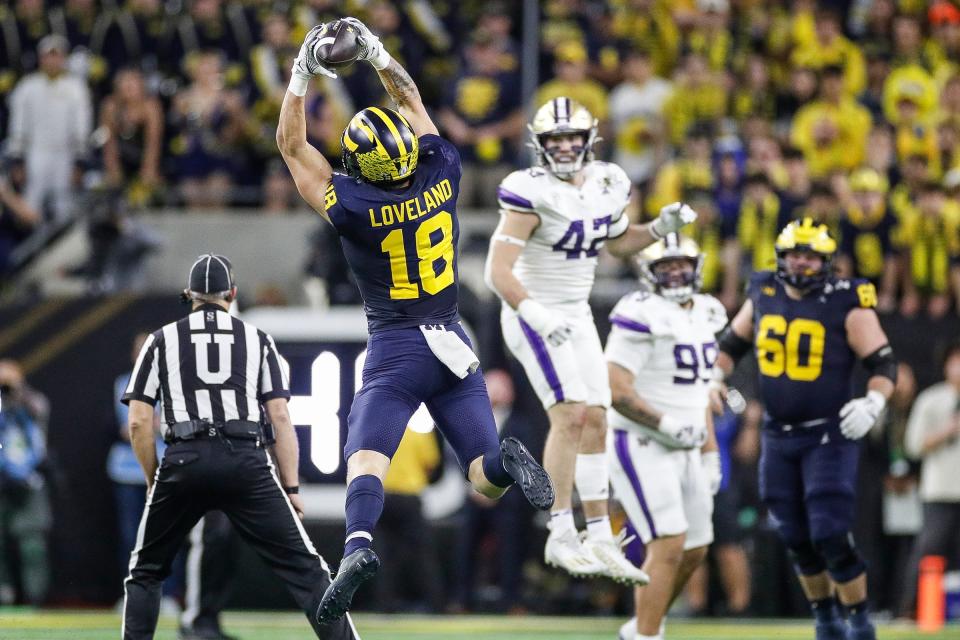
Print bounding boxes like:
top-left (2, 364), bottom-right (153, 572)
top-left (312, 19), bottom-right (362, 70)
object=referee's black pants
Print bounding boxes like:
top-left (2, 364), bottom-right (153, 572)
top-left (122, 437), bottom-right (359, 639)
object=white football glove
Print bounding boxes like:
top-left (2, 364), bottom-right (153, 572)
top-left (658, 415), bottom-right (706, 449)
top-left (651, 202), bottom-right (697, 238)
top-left (292, 24), bottom-right (336, 80)
top-left (518, 298), bottom-right (574, 347)
top-left (701, 451), bottom-right (722, 495)
top-left (341, 17), bottom-right (391, 69)
top-left (839, 390), bottom-right (886, 440)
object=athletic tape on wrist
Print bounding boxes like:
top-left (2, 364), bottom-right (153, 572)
top-left (288, 74), bottom-right (309, 97)
top-left (371, 47), bottom-right (392, 70)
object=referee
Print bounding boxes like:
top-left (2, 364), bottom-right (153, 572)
top-left (121, 254), bottom-right (359, 640)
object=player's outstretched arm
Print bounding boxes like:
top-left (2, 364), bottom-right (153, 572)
top-left (346, 18), bottom-right (439, 137)
top-left (277, 26), bottom-right (335, 220)
top-left (607, 202), bottom-right (698, 257)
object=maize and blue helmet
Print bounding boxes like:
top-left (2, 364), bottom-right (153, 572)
top-left (774, 217), bottom-right (837, 292)
top-left (341, 107), bottom-right (419, 184)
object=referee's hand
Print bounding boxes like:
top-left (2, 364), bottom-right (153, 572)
top-left (289, 493), bottom-right (306, 520)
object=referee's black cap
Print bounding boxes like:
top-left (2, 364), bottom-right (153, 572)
top-left (187, 254), bottom-right (235, 294)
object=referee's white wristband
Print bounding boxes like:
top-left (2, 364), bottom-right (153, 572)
top-left (288, 73), bottom-right (310, 97)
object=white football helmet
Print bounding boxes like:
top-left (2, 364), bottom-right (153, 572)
top-left (638, 233), bottom-right (704, 304)
top-left (529, 97), bottom-right (598, 179)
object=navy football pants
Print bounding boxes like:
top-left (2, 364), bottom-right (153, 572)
top-left (344, 324), bottom-right (500, 474)
top-left (759, 424), bottom-right (860, 553)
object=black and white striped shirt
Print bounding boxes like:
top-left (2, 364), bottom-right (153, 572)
top-left (122, 304), bottom-right (290, 437)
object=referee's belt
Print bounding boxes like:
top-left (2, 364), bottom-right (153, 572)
top-left (165, 419), bottom-right (274, 444)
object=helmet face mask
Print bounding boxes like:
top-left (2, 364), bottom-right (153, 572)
top-left (529, 97), bottom-right (598, 179)
top-left (639, 233), bottom-right (703, 304)
top-left (341, 107), bottom-right (419, 185)
top-left (774, 218), bottom-right (837, 293)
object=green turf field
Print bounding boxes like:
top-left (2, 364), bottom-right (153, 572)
top-left (0, 611), bottom-right (958, 640)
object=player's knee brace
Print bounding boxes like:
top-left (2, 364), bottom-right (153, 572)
top-left (814, 533), bottom-right (866, 584)
top-left (787, 540), bottom-right (827, 576)
top-left (574, 453), bottom-right (609, 501)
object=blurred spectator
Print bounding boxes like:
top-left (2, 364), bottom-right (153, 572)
top-left (439, 29), bottom-right (522, 208)
top-left (774, 65), bottom-right (819, 126)
top-left (684, 406), bottom-right (758, 616)
top-left (901, 342), bottom-right (960, 617)
top-left (884, 64), bottom-right (940, 177)
top-left (898, 181), bottom-right (960, 318)
top-left (450, 369), bottom-right (535, 614)
top-left (167, 0), bottom-right (252, 85)
top-left (0, 163), bottom-right (41, 274)
top-left (106, 333), bottom-right (179, 613)
top-left (778, 146), bottom-right (812, 219)
top-left (535, 40), bottom-right (608, 129)
top-left (303, 222), bottom-right (361, 309)
top-left (374, 425), bottom-right (443, 612)
top-left (730, 54), bottom-right (776, 124)
top-left (608, 46), bottom-right (672, 190)
top-left (928, 2), bottom-right (960, 84)
top-left (858, 49), bottom-right (891, 122)
top-left (646, 121), bottom-right (714, 216)
top-left (792, 7), bottom-right (866, 97)
top-left (790, 64), bottom-right (871, 178)
top-left (90, 0), bottom-right (170, 82)
top-left (891, 12), bottom-right (933, 72)
top-left (66, 190), bottom-right (162, 293)
top-left (662, 51), bottom-right (727, 146)
top-left (686, 0), bottom-right (731, 73)
top-left (856, 362), bottom-right (920, 617)
top-left (0, 359), bottom-right (51, 606)
top-left (610, 0), bottom-right (680, 78)
top-left (837, 168), bottom-right (900, 312)
top-left (735, 171), bottom-right (783, 274)
top-left (4, 0), bottom-right (49, 77)
top-left (168, 50), bottom-right (253, 208)
top-left (100, 68), bottom-right (164, 207)
top-left (6, 34), bottom-right (92, 222)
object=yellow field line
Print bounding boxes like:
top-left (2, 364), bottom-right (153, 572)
top-left (19, 295), bottom-right (136, 375)
top-left (0, 298), bottom-right (68, 355)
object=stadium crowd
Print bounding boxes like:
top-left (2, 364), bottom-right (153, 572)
top-left (1, 0), bottom-right (960, 623)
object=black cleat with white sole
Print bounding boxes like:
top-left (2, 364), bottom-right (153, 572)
top-left (500, 436), bottom-right (555, 510)
top-left (316, 547), bottom-right (380, 624)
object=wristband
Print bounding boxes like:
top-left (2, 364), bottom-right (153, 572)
top-left (288, 74), bottom-right (309, 97)
top-left (284, 485), bottom-right (299, 495)
top-left (371, 47), bottom-right (392, 70)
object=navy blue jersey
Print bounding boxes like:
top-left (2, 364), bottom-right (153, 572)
top-left (325, 134), bottom-right (462, 333)
top-left (747, 271), bottom-right (877, 423)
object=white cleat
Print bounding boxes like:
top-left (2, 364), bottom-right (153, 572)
top-left (618, 617), bottom-right (637, 640)
top-left (544, 528), bottom-right (606, 577)
top-left (582, 535), bottom-right (650, 586)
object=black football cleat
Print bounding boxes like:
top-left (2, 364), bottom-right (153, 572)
top-left (500, 436), bottom-right (555, 510)
top-left (316, 548), bottom-right (380, 624)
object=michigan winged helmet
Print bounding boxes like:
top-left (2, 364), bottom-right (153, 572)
top-left (341, 107), bottom-right (419, 184)
top-left (774, 217), bottom-right (838, 292)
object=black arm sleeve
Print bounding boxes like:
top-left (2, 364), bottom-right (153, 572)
top-left (862, 344), bottom-right (897, 384)
top-left (717, 324), bottom-right (753, 362)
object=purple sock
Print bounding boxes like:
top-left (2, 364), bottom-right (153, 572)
top-left (482, 448), bottom-right (513, 488)
top-left (343, 474), bottom-right (384, 556)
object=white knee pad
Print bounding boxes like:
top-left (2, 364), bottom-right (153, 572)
top-left (575, 453), bottom-right (610, 501)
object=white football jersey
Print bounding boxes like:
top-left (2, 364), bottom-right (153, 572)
top-left (605, 291), bottom-right (728, 447)
top-left (497, 161), bottom-right (631, 309)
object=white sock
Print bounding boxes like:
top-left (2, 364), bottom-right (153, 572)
top-left (586, 515), bottom-right (614, 542)
top-left (637, 634), bottom-right (662, 640)
top-left (549, 509), bottom-right (576, 535)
